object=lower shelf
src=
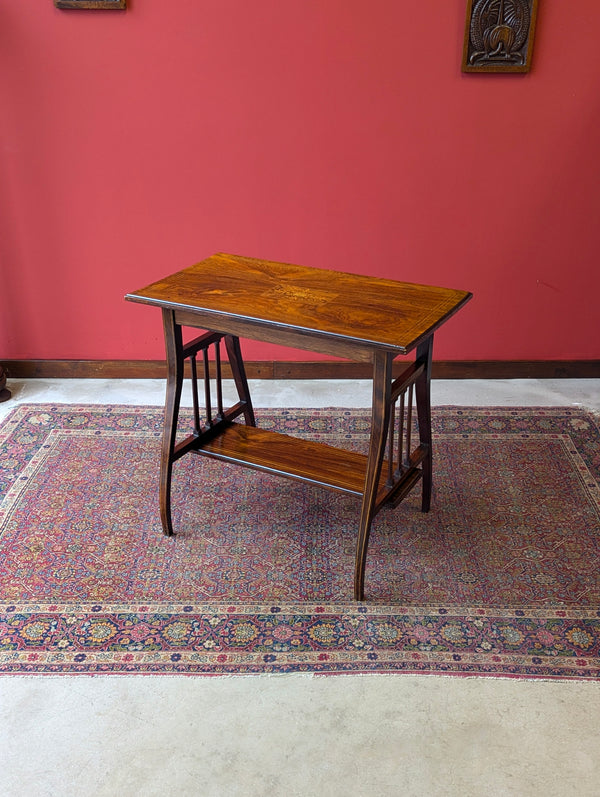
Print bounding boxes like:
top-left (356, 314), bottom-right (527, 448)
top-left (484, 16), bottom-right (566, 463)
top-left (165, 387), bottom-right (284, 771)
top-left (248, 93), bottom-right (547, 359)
top-left (194, 422), bottom-right (379, 496)
top-left (190, 422), bottom-right (427, 512)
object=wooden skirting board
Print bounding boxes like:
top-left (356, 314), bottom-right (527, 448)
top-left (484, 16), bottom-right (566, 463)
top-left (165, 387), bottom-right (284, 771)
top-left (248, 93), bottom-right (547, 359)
top-left (3, 359), bottom-right (600, 380)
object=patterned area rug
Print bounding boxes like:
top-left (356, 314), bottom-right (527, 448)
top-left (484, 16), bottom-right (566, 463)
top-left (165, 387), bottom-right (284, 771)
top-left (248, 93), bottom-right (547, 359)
top-left (1, 404), bottom-right (599, 678)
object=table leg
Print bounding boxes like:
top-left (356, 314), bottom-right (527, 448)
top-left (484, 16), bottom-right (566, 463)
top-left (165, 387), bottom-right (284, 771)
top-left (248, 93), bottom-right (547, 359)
top-left (354, 350), bottom-right (393, 601)
top-left (415, 336), bottom-right (433, 513)
top-left (160, 309), bottom-right (184, 537)
top-left (224, 335), bottom-right (256, 426)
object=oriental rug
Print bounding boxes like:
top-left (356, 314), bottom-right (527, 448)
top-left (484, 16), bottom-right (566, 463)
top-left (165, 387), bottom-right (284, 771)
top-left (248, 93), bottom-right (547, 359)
top-left (0, 404), bottom-right (599, 679)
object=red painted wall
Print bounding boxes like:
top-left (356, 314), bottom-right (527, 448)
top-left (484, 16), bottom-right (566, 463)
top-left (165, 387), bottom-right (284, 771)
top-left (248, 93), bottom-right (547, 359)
top-left (2, 1), bottom-right (599, 362)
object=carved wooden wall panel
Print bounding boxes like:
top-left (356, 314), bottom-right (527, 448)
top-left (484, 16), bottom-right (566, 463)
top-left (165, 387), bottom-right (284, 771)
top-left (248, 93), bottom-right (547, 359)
top-left (462, 0), bottom-right (539, 73)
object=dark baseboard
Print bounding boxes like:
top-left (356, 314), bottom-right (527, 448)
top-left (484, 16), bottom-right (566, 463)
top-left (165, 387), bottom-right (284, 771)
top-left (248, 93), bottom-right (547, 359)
top-left (3, 359), bottom-right (599, 380)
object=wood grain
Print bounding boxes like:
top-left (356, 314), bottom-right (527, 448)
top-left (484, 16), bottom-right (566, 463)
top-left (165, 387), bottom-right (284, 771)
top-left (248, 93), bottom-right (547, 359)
top-left (197, 422), bottom-right (383, 496)
top-left (126, 253), bottom-right (472, 356)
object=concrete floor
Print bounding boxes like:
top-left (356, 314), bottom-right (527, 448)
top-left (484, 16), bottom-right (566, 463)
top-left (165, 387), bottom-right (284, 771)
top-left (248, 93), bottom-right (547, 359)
top-left (1, 378), bottom-right (599, 796)
top-left (1, 377), bottom-right (600, 417)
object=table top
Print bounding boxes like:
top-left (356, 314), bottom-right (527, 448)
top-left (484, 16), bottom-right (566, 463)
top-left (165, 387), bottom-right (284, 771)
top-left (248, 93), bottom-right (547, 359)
top-left (126, 253), bottom-right (472, 356)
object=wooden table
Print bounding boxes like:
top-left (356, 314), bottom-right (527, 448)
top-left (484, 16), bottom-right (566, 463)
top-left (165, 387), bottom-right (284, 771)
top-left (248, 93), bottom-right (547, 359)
top-left (126, 253), bottom-right (472, 600)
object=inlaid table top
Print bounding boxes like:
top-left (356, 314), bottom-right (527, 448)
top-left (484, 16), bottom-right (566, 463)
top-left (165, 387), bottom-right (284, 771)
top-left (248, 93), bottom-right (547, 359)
top-left (126, 253), bottom-right (472, 356)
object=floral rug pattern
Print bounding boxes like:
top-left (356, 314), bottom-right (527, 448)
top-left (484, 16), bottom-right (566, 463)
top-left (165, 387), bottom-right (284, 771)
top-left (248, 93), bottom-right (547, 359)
top-left (0, 404), bottom-right (599, 678)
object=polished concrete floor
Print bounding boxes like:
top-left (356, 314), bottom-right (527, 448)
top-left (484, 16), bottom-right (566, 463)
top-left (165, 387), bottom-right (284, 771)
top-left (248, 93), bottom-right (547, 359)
top-left (1, 377), bottom-right (600, 417)
top-left (1, 378), bottom-right (599, 796)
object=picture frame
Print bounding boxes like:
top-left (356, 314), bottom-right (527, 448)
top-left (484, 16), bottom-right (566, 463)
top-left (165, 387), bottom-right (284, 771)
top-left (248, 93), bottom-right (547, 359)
top-left (54, 0), bottom-right (126, 9)
top-left (462, 0), bottom-right (539, 73)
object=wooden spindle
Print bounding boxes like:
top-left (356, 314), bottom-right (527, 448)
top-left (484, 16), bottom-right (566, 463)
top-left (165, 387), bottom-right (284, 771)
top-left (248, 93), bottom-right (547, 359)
top-left (387, 401), bottom-right (395, 487)
top-left (203, 347), bottom-right (212, 426)
top-left (190, 355), bottom-right (201, 434)
top-left (397, 392), bottom-right (405, 475)
top-left (405, 384), bottom-right (413, 465)
top-left (214, 340), bottom-right (224, 418)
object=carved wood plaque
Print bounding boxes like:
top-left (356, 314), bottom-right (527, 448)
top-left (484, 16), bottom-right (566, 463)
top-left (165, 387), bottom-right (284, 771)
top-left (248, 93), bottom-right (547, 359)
top-left (54, 0), bottom-right (126, 8)
top-left (462, 0), bottom-right (539, 73)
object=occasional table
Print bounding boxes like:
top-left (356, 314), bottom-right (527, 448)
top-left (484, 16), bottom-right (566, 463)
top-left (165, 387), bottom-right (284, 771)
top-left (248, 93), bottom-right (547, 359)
top-left (126, 253), bottom-right (472, 600)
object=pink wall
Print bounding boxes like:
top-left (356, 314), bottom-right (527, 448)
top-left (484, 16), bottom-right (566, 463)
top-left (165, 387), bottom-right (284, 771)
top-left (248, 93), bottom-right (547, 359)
top-left (2, 0), bottom-right (599, 362)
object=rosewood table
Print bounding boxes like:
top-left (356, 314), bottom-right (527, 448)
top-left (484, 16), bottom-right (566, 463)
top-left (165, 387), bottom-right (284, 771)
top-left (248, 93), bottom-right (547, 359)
top-left (126, 253), bottom-right (472, 600)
